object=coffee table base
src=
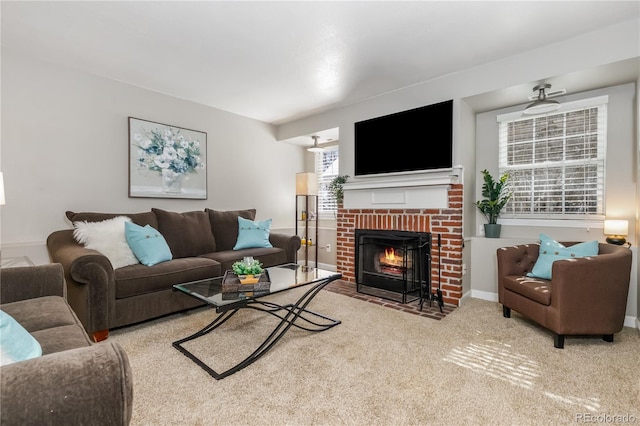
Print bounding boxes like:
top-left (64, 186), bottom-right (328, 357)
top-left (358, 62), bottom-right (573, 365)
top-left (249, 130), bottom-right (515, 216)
top-left (172, 276), bottom-right (340, 379)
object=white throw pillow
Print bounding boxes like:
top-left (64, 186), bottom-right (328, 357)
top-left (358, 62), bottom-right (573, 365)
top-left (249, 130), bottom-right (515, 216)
top-left (73, 216), bottom-right (139, 269)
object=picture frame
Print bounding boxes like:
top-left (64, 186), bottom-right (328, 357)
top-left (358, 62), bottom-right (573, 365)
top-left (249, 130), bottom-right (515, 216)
top-left (128, 117), bottom-right (207, 199)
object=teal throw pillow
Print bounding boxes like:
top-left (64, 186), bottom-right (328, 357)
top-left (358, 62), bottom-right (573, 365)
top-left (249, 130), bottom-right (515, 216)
top-left (0, 310), bottom-right (42, 366)
top-left (124, 221), bottom-right (173, 266)
top-left (233, 217), bottom-right (273, 250)
top-left (527, 234), bottom-right (598, 280)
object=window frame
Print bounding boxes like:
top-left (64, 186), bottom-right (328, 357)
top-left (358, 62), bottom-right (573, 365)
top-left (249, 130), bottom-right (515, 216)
top-left (496, 95), bottom-right (608, 225)
top-left (314, 145), bottom-right (340, 219)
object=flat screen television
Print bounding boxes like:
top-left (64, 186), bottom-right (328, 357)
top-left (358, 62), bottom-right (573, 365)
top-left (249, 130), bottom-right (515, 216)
top-left (354, 99), bottom-right (453, 177)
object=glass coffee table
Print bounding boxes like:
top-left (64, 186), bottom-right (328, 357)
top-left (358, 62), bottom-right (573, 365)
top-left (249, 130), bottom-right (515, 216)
top-left (172, 263), bottom-right (342, 379)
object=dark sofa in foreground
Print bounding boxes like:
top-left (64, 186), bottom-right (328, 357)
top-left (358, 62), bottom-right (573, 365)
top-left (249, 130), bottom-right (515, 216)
top-left (0, 264), bottom-right (133, 425)
top-left (47, 208), bottom-right (301, 341)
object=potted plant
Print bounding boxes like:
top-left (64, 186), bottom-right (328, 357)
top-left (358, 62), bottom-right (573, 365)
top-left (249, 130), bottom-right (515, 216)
top-left (232, 257), bottom-right (264, 284)
top-left (476, 169), bottom-right (511, 238)
top-left (328, 175), bottom-right (349, 204)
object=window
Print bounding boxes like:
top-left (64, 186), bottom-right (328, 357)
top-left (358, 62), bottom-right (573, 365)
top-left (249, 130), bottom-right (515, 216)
top-left (314, 145), bottom-right (339, 216)
top-left (497, 96), bottom-right (607, 220)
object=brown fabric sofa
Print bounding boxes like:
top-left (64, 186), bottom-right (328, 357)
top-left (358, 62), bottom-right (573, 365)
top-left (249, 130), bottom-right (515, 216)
top-left (497, 242), bottom-right (632, 348)
top-left (0, 264), bottom-right (133, 425)
top-left (47, 208), bottom-right (301, 341)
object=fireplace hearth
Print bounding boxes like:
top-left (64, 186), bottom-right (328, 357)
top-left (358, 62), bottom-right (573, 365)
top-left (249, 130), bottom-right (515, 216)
top-left (355, 229), bottom-right (431, 304)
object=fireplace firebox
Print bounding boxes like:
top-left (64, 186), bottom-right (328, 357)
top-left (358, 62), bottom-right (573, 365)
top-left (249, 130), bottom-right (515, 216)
top-left (355, 229), bottom-right (431, 304)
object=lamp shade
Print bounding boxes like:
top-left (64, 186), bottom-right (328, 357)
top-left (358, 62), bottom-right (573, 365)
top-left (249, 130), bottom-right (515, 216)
top-left (296, 172), bottom-right (318, 195)
top-left (604, 220), bottom-right (628, 236)
top-left (523, 99), bottom-right (560, 115)
top-left (0, 172), bottom-right (5, 206)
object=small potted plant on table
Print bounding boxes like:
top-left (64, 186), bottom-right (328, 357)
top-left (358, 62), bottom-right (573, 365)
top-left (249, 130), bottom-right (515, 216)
top-left (232, 257), bottom-right (264, 284)
top-left (476, 169), bottom-right (511, 238)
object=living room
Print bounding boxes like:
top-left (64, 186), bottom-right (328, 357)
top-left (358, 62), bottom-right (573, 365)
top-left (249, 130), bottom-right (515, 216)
top-left (1, 2), bottom-right (639, 424)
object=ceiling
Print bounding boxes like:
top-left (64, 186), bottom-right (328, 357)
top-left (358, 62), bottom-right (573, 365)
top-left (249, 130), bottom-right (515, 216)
top-left (2, 1), bottom-right (639, 147)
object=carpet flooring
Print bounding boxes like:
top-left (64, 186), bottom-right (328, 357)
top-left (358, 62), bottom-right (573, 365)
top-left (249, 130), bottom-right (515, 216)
top-left (110, 287), bottom-right (640, 425)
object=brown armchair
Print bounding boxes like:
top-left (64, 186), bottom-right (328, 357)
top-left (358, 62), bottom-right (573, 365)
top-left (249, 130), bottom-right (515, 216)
top-left (496, 242), bottom-right (632, 348)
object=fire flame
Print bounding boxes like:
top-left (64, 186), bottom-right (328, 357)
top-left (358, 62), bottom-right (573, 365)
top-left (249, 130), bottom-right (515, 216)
top-left (384, 247), bottom-right (396, 261)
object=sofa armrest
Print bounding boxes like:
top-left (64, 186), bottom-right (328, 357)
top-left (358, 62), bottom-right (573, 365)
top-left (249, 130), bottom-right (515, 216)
top-left (269, 233), bottom-right (302, 264)
top-left (0, 264), bottom-right (65, 304)
top-left (47, 229), bottom-right (116, 337)
top-left (0, 341), bottom-right (133, 426)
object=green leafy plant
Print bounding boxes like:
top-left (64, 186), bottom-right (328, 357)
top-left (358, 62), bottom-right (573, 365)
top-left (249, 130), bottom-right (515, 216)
top-left (476, 169), bottom-right (511, 224)
top-left (328, 175), bottom-right (349, 204)
top-left (232, 259), bottom-right (263, 276)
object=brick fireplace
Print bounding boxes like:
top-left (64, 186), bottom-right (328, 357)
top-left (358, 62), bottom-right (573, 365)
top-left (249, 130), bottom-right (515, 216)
top-left (336, 173), bottom-right (463, 306)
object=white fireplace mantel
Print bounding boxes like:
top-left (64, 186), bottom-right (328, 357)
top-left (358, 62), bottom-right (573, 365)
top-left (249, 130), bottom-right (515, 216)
top-left (342, 166), bottom-right (462, 210)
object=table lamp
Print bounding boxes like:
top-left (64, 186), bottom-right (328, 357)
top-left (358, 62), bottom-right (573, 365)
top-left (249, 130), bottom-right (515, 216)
top-left (603, 219), bottom-right (628, 245)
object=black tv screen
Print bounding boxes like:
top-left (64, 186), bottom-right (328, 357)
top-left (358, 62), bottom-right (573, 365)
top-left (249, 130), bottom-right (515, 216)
top-left (354, 100), bottom-right (453, 176)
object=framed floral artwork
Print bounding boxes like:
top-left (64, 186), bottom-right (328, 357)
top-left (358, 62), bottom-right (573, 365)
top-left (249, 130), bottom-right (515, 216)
top-left (128, 117), bottom-right (207, 199)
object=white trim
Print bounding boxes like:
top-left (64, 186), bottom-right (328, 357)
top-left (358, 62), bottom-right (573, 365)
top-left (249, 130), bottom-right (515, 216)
top-left (470, 290), bottom-right (499, 302)
top-left (344, 166), bottom-right (462, 191)
top-left (498, 218), bottom-right (605, 228)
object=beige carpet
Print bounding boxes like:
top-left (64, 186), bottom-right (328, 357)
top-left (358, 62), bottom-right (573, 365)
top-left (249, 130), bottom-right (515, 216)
top-left (110, 288), bottom-right (640, 425)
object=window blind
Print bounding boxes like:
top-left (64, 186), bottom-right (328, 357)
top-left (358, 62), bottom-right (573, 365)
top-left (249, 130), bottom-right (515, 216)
top-left (314, 145), bottom-right (340, 214)
top-left (497, 96), bottom-right (607, 219)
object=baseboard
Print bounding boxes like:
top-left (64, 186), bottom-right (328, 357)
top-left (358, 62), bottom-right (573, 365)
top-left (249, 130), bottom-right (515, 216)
top-left (469, 289), bottom-right (499, 302)
top-left (296, 261), bottom-right (336, 272)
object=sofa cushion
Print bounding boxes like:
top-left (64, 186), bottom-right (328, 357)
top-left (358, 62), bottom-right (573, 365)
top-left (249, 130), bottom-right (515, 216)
top-left (73, 216), bottom-right (139, 269)
top-left (233, 217), bottom-right (273, 250)
top-left (1, 296), bottom-right (91, 355)
top-left (31, 324), bottom-right (93, 355)
top-left (152, 208), bottom-right (216, 258)
top-left (201, 247), bottom-right (287, 273)
top-left (206, 208), bottom-right (256, 251)
top-left (66, 210), bottom-right (158, 228)
top-left (527, 234), bottom-right (599, 280)
top-left (114, 257), bottom-right (221, 299)
top-left (124, 222), bottom-right (173, 266)
top-left (0, 310), bottom-right (42, 365)
top-left (1, 296), bottom-right (86, 334)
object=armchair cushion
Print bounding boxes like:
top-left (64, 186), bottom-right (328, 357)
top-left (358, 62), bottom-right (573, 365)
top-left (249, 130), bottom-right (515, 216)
top-left (527, 234), bottom-right (598, 280)
top-left (0, 310), bottom-right (42, 366)
top-left (502, 276), bottom-right (551, 305)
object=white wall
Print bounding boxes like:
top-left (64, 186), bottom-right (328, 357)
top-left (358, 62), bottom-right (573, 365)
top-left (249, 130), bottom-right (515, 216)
top-left (277, 18), bottom-right (639, 323)
top-left (0, 49), bottom-right (305, 264)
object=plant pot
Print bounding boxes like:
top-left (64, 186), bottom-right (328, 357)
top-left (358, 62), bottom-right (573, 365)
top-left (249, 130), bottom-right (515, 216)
top-left (484, 224), bottom-right (502, 238)
top-left (238, 274), bottom-right (261, 285)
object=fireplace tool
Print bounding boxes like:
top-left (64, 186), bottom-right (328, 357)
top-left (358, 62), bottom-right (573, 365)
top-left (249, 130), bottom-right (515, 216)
top-left (419, 233), bottom-right (444, 313)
